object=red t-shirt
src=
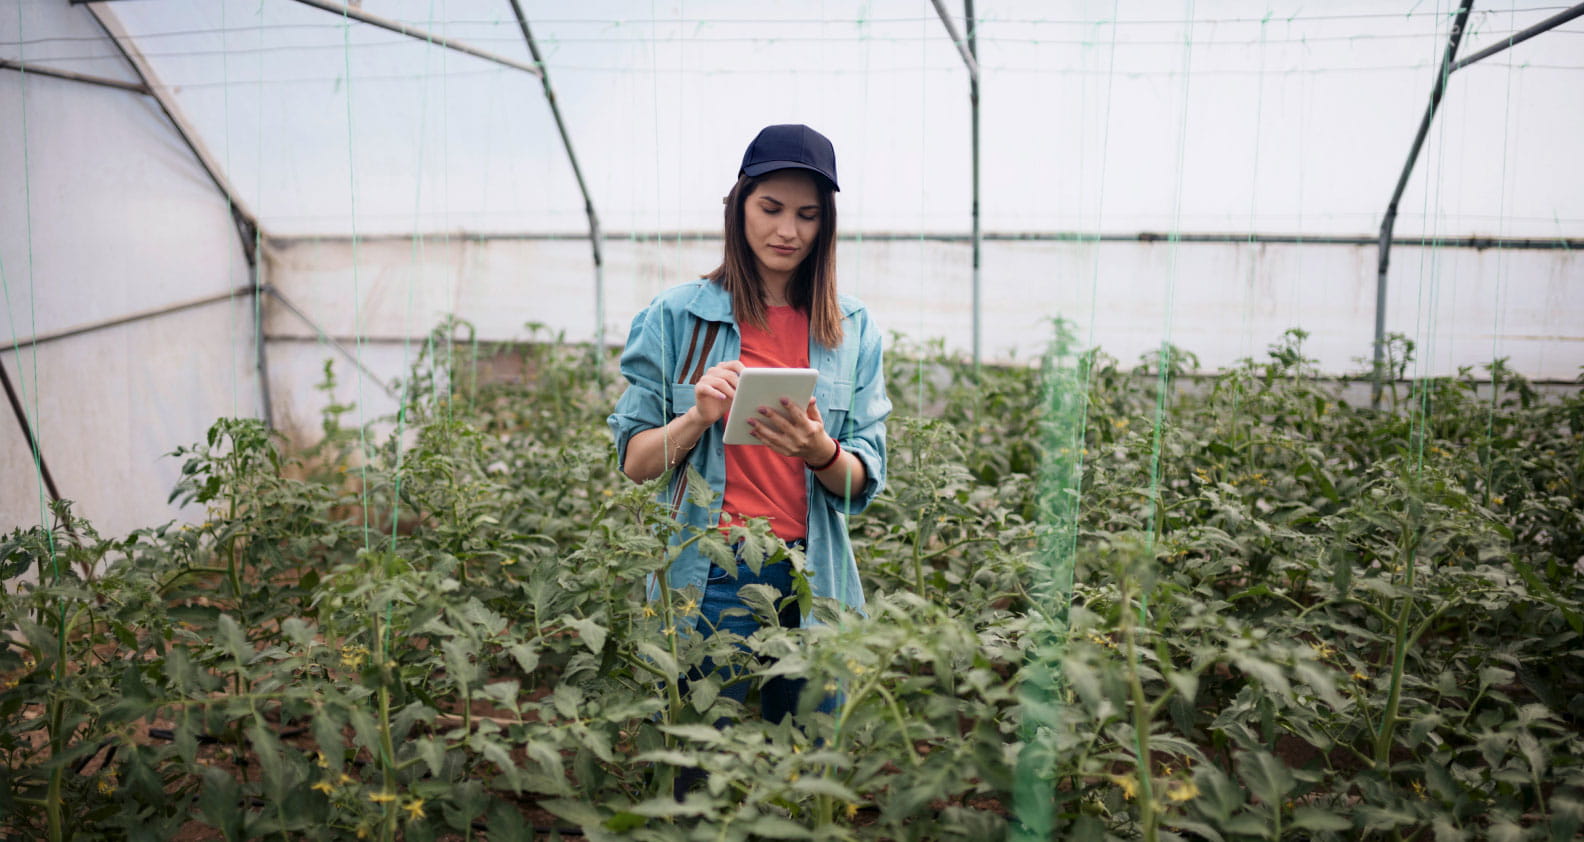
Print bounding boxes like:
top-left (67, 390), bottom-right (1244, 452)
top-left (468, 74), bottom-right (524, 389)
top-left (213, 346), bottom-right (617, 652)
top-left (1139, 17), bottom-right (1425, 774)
top-left (722, 306), bottom-right (810, 541)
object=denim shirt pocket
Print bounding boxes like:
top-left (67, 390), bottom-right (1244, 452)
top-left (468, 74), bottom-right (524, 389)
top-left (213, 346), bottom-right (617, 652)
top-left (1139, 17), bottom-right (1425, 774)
top-left (669, 383), bottom-right (697, 417)
top-left (815, 378), bottom-right (855, 437)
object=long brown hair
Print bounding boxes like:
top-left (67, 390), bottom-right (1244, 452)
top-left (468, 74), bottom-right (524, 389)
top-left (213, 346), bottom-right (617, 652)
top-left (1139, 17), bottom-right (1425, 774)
top-left (707, 172), bottom-right (843, 349)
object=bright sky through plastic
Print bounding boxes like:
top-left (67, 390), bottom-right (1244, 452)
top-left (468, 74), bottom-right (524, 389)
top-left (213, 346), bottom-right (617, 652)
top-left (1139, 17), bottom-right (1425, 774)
top-left (8, 0), bottom-right (1576, 239)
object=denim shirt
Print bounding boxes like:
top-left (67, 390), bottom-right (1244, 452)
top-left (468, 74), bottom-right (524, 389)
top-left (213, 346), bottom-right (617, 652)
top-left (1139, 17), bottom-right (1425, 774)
top-left (608, 278), bottom-right (891, 625)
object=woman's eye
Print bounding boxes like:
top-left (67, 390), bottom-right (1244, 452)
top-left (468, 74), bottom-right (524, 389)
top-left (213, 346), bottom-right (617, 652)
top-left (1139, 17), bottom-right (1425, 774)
top-left (800, 213), bottom-right (819, 222)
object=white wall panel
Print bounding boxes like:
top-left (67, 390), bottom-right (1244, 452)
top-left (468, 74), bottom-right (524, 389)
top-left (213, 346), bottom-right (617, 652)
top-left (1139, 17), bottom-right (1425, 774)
top-left (0, 300), bottom-right (262, 537)
top-left (0, 72), bottom-right (251, 346)
top-left (265, 233), bottom-right (1583, 399)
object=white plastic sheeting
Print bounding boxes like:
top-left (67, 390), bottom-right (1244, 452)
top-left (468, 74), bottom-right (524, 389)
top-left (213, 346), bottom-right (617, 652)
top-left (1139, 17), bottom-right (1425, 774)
top-left (3, 0), bottom-right (1582, 537)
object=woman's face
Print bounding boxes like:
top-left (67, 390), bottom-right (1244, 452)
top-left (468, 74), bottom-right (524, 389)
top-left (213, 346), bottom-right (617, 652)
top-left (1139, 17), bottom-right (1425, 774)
top-left (741, 169), bottom-right (822, 288)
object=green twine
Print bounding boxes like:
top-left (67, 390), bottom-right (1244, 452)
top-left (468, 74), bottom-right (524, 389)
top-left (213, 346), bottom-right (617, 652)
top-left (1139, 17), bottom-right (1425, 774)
top-left (1011, 4), bottom-right (1119, 838)
top-left (7, 0), bottom-right (66, 704)
top-left (1143, 0), bottom-right (1198, 605)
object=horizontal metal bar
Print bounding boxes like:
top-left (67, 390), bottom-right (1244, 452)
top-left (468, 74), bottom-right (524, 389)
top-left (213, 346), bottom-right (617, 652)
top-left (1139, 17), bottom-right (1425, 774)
top-left (0, 57), bottom-right (149, 94)
top-left (263, 287), bottom-right (399, 400)
top-left (2, 286), bottom-right (257, 351)
top-left (1451, 2), bottom-right (1584, 72)
top-left (287, 0), bottom-right (543, 78)
top-left (268, 230), bottom-right (1584, 250)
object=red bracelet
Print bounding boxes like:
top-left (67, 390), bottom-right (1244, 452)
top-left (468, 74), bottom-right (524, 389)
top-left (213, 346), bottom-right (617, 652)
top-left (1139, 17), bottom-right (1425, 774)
top-left (807, 438), bottom-right (841, 471)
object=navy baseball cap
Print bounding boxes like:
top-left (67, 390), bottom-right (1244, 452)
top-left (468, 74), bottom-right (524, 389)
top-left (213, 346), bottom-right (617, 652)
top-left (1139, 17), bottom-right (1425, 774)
top-left (739, 124), bottom-right (840, 191)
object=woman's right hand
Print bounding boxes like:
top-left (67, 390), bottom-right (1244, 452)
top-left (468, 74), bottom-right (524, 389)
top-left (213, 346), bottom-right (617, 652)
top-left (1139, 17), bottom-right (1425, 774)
top-left (693, 360), bottom-right (744, 425)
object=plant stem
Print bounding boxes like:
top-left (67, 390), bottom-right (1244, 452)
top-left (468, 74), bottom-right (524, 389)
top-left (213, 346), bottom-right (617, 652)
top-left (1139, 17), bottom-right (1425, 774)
top-left (46, 696), bottom-right (64, 842)
top-left (1120, 577), bottom-right (1158, 842)
top-left (1374, 513), bottom-right (1421, 765)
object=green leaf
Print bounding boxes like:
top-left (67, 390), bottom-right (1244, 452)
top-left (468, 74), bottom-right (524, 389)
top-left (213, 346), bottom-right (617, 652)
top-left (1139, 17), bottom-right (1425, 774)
top-left (508, 643), bottom-right (541, 675)
top-left (603, 811), bottom-right (647, 832)
top-left (659, 723), bottom-right (725, 744)
top-left (562, 614), bottom-right (608, 655)
top-left (540, 798), bottom-right (606, 829)
top-left (1236, 751), bottom-right (1294, 807)
top-left (742, 813), bottom-right (815, 839)
top-left (790, 775), bottom-right (861, 801)
top-left (197, 766), bottom-right (243, 841)
top-left (1291, 807), bottom-right (1352, 831)
top-left (552, 683), bottom-right (583, 720)
top-left (414, 736), bottom-right (446, 776)
top-left (486, 800), bottom-right (534, 842)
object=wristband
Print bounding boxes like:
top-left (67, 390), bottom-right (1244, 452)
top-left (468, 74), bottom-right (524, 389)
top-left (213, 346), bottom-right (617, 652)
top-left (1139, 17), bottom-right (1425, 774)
top-left (806, 438), bottom-right (841, 472)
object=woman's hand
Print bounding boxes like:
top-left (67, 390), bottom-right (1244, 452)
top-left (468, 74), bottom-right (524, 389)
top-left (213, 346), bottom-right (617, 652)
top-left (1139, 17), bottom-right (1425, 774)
top-left (748, 396), bottom-right (836, 465)
top-left (694, 360), bottom-right (745, 425)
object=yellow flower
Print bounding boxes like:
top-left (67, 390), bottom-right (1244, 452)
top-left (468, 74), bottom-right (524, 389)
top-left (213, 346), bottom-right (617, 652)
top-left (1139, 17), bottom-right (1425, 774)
top-left (314, 751), bottom-right (329, 768)
top-left (1410, 779), bottom-right (1426, 799)
top-left (845, 802), bottom-right (859, 820)
top-left (676, 597), bottom-right (698, 616)
top-left (368, 791), bottom-right (398, 804)
top-left (1309, 641), bottom-right (1336, 660)
top-left (641, 603), bottom-right (656, 618)
top-left (403, 798), bottom-right (426, 821)
top-left (1113, 774), bottom-right (1139, 800)
top-left (1351, 670), bottom-right (1369, 682)
top-left (97, 776), bottom-right (116, 796)
top-left (356, 826), bottom-right (370, 840)
top-left (602, 489), bottom-right (614, 497)
top-left (311, 781), bottom-right (335, 795)
top-left (340, 645), bottom-right (369, 671)
top-left (338, 772), bottom-right (356, 785)
top-left (1166, 778), bottom-right (1199, 802)
top-left (788, 772), bottom-right (800, 783)
top-left (1490, 495), bottom-right (1504, 506)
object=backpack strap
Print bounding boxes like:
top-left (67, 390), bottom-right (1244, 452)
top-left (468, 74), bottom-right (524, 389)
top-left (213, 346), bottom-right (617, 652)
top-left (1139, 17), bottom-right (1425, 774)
top-left (689, 323), bottom-right (722, 384)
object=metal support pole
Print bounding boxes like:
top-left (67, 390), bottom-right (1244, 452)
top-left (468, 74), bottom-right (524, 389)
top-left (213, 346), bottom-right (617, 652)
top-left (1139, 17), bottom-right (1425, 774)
top-left (264, 287), bottom-right (399, 401)
top-left (1372, 2), bottom-right (1474, 409)
top-left (931, 0), bottom-right (983, 368)
top-left (0, 357), bottom-right (62, 503)
top-left (1, 286), bottom-right (258, 350)
top-left (287, 0), bottom-right (544, 79)
top-left (967, 0), bottom-right (981, 370)
top-left (1451, 2), bottom-right (1584, 71)
top-left (252, 258), bottom-right (275, 430)
top-left (85, 2), bottom-right (260, 265)
top-left (507, 0), bottom-right (606, 353)
top-left (0, 58), bottom-right (149, 94)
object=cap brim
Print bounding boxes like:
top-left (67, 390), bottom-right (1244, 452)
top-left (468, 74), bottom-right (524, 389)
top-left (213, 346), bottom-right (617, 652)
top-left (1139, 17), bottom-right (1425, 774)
top-left (740, 161), bottom-right (839, 191)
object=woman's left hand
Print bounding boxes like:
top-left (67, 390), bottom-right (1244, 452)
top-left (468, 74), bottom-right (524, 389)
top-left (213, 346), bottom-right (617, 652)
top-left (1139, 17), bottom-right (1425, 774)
top-left (747, 396), bottom-right (836, 465)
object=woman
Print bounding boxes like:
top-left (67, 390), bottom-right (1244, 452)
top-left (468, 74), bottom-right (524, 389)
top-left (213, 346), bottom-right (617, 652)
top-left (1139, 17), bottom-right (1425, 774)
top-left (607, 124), bottom-right (890, 723)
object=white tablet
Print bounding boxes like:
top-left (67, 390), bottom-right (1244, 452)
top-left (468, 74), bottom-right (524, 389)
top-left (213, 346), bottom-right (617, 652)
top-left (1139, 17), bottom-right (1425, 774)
top-left (722, 367), bottom-right (819, 446)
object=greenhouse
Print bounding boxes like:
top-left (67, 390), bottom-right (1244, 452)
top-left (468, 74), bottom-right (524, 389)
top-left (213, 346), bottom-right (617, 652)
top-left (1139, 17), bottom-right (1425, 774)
top-left (3, 0), bottom-right (1583, 839)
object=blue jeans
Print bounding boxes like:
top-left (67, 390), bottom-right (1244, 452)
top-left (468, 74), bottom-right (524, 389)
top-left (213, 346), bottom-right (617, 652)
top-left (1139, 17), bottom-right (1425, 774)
top-left (689, 551), bottom-right (839, 723)
top-left (674, 546), bottom-right (839, 800)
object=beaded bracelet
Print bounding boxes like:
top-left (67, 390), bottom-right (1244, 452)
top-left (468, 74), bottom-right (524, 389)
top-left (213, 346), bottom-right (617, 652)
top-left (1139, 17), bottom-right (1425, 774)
top-left (806, 438), bottom-right (841, 471)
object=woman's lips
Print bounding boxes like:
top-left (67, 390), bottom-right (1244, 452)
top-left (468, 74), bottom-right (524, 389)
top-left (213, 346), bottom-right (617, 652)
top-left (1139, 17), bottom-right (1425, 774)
top-left (769, 244), bottom-right (797, 256)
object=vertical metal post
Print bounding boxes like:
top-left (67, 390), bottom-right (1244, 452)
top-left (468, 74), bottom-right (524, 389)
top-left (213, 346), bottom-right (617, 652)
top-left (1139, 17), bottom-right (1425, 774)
top-left (252, 253), bottom-right (274, 430)
top-left (931, 0), bottom-right (983, 369)
top-left (507, 0), bottom-right (607, 353)
top-left (1372, 2), bottom-right (1474, 408)
top-left (967, 0), bottom-right (981, 370)
top-left (1, 357), bottom-right (62, 503)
